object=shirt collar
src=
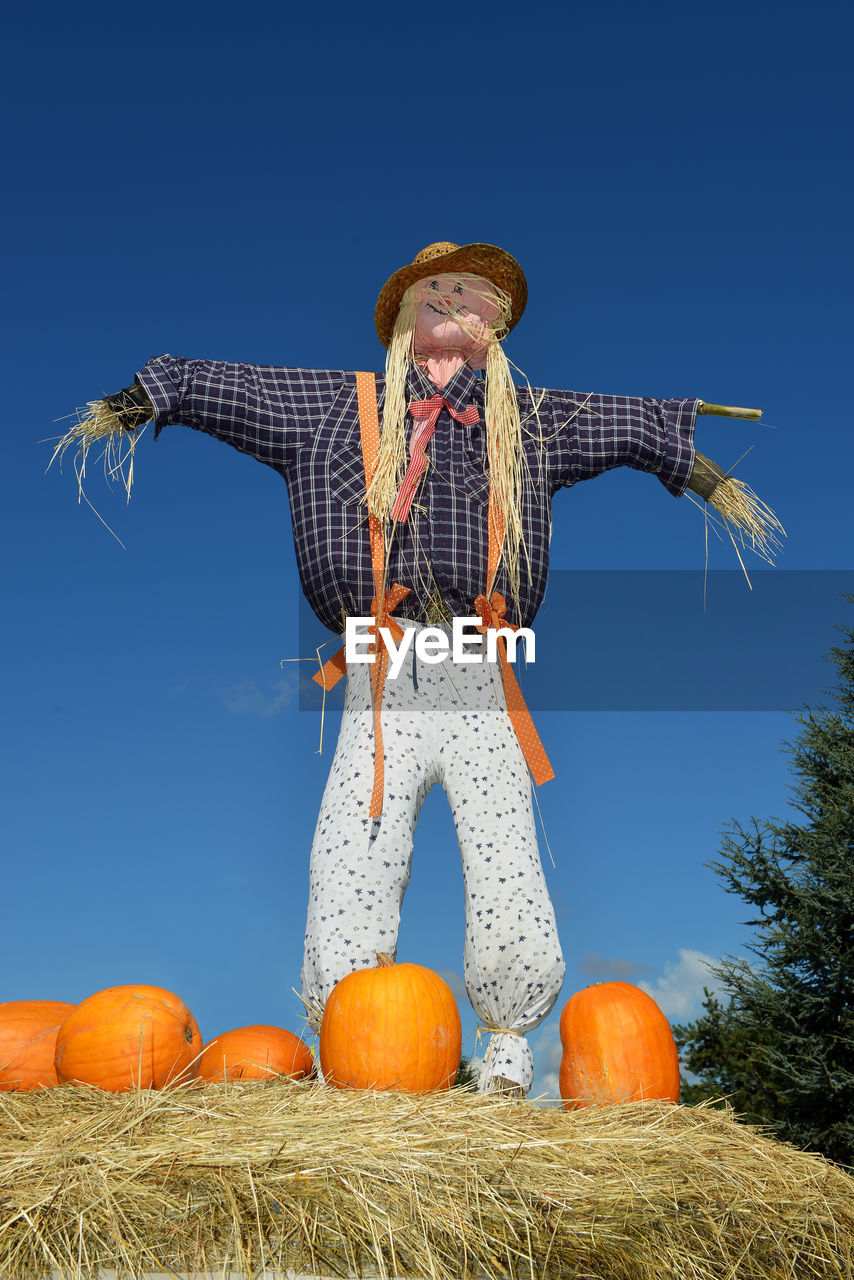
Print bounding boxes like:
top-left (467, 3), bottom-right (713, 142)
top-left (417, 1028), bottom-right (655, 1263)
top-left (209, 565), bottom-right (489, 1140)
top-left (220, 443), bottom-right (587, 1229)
top-left (405, 361), bottom-right (483, 415)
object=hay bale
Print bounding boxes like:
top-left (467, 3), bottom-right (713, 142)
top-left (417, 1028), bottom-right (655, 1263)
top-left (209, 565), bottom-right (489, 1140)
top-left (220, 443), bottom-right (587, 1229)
top-left (1, 1080), bottom-right (852, 1279)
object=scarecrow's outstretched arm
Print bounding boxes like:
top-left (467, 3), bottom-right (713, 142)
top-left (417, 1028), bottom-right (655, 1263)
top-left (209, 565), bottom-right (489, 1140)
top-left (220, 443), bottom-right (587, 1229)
top-left (547, 389), bottom-right (783, 562)
top-left (100, 381), bottom-right (746, 509)
top-left (54, 357), bottom-right (345, 504)
top-left (79, 373), bottom-right (783, 561)
top-left (94, 355), bottom-right (347, 474)
top-left (110, 382), bottom-right (720, 495)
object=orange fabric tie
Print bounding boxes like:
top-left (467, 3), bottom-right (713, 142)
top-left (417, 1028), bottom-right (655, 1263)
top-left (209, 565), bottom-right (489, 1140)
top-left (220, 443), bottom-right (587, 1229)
top-left (313, 646), bottom-right (347, 691)
top-left (312, 585), bottom-right (410, 818)
top-left (477, 455), bottom-right (553, 786)
top-left (366, 583), bottom-right (411, 816)
top-left (473, 592), bottom-right (554, 787)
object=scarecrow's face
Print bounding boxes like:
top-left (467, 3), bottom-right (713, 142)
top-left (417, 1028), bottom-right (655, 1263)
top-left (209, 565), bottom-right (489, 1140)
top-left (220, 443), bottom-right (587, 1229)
top-left (410, 274), bottom-right (499, 368)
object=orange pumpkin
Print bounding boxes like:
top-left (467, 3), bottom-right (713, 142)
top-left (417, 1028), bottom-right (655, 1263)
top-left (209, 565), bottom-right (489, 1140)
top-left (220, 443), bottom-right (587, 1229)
top-left (198, 1025), bottom-right (314, 1083)
top-left (54, 984), bottom-right (203, 1091)
top-left (0, 1000), bottom-right (75, 1091)
top-left (559, 981), bottom-right (680, 1109)
top-left (319, 953), bottom-right (461, 1092)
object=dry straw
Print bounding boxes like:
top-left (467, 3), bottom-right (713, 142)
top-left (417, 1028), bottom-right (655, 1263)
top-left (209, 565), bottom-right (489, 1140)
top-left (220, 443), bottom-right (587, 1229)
top-left (1, 1081), bottom-right (852, 1280)
top-left (46, 401), bottom-right (146, 545)
top-left (706, 475), bottom-right (786, 567)
top-left (686, 467), bottom-right (786, 591)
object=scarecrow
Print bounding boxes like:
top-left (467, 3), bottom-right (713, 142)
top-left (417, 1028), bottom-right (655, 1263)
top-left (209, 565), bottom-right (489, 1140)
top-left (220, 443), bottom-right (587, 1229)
top-left (57, 241), bottom-right (781, 1095)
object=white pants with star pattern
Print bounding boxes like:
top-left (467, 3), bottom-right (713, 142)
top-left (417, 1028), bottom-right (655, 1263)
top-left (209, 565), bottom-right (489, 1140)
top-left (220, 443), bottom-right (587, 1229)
top-left (301, 620), bottom-right (565, 1094)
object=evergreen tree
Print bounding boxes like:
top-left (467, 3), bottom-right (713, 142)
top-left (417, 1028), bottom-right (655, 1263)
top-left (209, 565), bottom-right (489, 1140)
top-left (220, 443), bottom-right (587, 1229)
top-left (453, 1055), bottom-right (479, 1089)
top-left (674, 602), bottom-right (854, 1167)
top-left (674, 987), bottom-right (788, 1122)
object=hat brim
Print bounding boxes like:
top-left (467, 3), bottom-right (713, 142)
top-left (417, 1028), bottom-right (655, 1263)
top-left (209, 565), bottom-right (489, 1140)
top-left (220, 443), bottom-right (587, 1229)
top-left (374, 243), bottom-right (527, 349)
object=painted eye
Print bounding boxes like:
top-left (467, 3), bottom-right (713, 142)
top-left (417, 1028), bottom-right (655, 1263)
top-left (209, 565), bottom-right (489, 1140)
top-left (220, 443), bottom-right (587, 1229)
top-left (453, 283), bottom-right (463, 295)
top-left (429, 280), bottom-right (439, 291)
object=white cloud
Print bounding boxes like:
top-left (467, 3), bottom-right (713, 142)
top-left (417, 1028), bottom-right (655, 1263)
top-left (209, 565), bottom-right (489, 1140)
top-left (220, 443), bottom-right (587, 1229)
top-left (578, 953), bottom-right (654, 981)
top-left (222, 678), bottom-right (293, 718)
top-left (637, 949), bottom-right (721, 1020)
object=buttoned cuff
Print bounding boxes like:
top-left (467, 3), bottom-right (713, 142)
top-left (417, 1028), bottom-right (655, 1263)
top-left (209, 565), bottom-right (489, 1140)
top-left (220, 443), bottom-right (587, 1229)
top-left (135, 355), bottom-right (183, 441)
top-left (659, 397), bottom-right (700, 498)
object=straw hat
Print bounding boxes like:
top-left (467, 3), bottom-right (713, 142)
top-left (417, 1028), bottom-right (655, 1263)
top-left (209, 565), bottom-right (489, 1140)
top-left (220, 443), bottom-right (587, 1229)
top-left (374, 241), bottom-right (528, 348)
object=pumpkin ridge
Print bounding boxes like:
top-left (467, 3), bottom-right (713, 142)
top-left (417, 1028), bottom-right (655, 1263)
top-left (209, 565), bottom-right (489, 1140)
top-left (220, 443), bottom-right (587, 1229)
top-left (349, 977), bottom-right (375, 1087)
top-left (415, 967), bottom-right (454, 1089)
top-left (422, 972), bottom-right (445, 1083)
top-left (415, 966), bottom-right (437, 1088)
top-left (389, 965), bottom-right (413, 1089)
top-left (362, 978), bottom-right (380, 1087)
top-left (407, 969), bottom-right (423, 1088)
top-left (399, 965), bottom-right (421, 1090)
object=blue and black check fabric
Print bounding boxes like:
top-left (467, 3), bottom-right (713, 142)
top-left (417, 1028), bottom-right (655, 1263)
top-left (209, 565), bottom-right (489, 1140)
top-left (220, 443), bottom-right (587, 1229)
top-left (137, 355), bottom-right (698, 634)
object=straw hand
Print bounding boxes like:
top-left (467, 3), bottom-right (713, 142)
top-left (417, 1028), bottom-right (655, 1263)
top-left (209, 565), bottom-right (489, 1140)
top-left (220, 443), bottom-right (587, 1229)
top-left (686, 452), bottom-right (784, 570)
top-left (687, 451), bottom-right (726, 502)
top-left (103, 379), bottom-right (153, 433)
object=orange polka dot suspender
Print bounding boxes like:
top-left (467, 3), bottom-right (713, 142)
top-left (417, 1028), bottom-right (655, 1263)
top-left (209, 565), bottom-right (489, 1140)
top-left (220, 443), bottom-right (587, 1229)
top-left (313, 373), bottom-right (553, 815)
top-left (312, 373), bottom-right (411, 818)
top-left (474, 489), bottom-right (554, 787)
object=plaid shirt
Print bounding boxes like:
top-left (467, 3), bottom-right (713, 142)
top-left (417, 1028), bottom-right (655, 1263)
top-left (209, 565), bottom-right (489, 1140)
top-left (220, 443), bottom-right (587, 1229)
top-left (137, 355), bottom-right (698, 634)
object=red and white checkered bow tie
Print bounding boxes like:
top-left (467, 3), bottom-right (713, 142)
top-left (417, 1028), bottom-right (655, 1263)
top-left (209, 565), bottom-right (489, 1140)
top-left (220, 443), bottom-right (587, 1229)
top-left (391, 394), bottom-right (480, 522)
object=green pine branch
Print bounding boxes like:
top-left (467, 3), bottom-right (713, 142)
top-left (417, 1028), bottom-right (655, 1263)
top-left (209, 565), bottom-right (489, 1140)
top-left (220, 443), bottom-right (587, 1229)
top-left (674, 596), bottom-right (854, 1168)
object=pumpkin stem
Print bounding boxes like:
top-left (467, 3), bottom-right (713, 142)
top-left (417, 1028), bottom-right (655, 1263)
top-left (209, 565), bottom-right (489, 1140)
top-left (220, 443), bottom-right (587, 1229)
top-left (375, 953), bottom-right (395, 968)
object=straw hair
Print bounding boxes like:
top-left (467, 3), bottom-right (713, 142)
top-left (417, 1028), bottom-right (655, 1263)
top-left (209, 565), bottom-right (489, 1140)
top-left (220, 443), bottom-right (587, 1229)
top-left (1, 1082), bottom-right (852, 1279)
top-left (483, 334), bottom-right (526, 608)
top-left (367, 290), bottom-right (420, 532)
top-left (367, 276), bottom-right (527, 619)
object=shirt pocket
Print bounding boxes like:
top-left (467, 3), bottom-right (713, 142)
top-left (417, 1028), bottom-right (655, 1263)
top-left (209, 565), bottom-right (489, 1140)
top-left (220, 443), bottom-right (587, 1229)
top-left (456, 444), bottom-right (490, 508)
top-left (458, 421), bottom-right (490, 507)
top-left (459, 468), bottom-right (490, 508)
top-left (327, 448), bottom-right (368, 508)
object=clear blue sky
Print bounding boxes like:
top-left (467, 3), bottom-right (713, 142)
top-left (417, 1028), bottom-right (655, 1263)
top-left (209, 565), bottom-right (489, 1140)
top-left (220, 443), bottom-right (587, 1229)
top-left (3, 0), bottom-right (852, 1097)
